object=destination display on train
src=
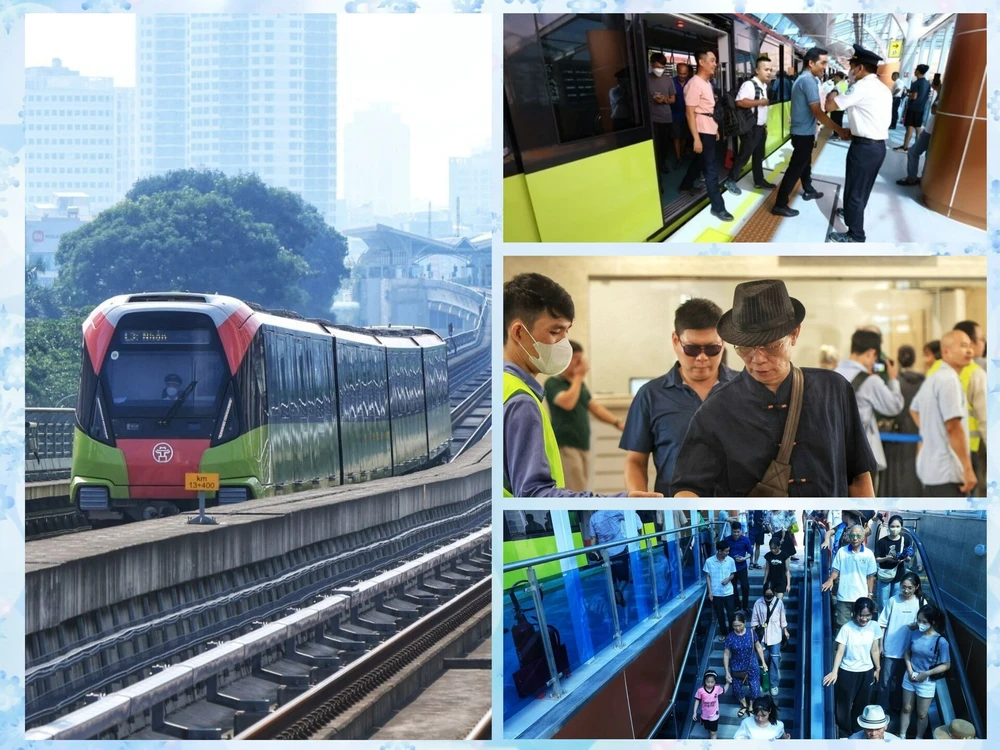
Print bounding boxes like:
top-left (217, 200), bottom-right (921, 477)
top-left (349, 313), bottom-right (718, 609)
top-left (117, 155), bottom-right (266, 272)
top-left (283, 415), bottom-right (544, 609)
top-left (121, 329), bottom-right (212, 345)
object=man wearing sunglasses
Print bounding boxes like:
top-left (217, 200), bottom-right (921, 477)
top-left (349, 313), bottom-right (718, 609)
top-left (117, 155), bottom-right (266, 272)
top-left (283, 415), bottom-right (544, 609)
top-left (621, 298), bottom-right (734, 496)
top-left (671, 279), bottom-right (878, 498)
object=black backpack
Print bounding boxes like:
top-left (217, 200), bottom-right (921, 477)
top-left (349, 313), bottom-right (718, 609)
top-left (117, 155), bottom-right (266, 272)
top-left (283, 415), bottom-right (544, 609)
top-left (714, 87), bottom-right (755, 139)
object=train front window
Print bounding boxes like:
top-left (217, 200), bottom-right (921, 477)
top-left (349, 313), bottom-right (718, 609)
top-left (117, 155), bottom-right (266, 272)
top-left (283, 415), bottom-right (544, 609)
top-left (103, 340), bottom-right (226, 417)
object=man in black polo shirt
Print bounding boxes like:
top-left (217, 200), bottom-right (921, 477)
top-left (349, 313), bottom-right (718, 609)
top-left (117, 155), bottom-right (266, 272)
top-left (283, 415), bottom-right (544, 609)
top-left (672, 279), bottom-right (878, 498)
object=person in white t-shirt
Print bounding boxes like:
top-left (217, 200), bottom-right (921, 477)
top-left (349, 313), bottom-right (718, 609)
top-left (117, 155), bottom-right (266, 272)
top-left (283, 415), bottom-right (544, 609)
top-left (724, 55), bottom-right (776, 194)
top-left (876, 572), bottom-right (926, 730)
top-left (733, 695), bottom-right (790, 739)
top-left (822, 524), bottom-right (878, 627)
top-left (823, 597), bottom-right (883, 737)
top-left (910, 329), bottom-right (977, 496)
top-left (890, 72), bottom-right (906, 130)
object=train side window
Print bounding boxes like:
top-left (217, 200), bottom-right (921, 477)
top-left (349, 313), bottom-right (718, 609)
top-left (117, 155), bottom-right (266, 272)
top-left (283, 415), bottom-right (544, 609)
top-left (538, 14), bottom-right (642, 145)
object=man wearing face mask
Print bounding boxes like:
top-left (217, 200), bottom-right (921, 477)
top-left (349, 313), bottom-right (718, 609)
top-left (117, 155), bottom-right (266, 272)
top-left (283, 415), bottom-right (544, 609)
top-left (620, 298), bottom-right (734, 496)
top-left (825, 44), bottom-right (892, 243)
top-left (648, 52), bottom-right (677, 190)
top-left (502, 272), bottom-right (662, 498)
top-left (162, 373), bottom-right (183, 400)
top-left (671, 279), bottom-right (878, 498)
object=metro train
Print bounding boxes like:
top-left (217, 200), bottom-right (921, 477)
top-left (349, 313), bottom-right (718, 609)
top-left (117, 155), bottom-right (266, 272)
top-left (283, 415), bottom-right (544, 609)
top-left (504, 13), bottom-right (804, 242)
top-left (72, 292), bottom-right (451, 521)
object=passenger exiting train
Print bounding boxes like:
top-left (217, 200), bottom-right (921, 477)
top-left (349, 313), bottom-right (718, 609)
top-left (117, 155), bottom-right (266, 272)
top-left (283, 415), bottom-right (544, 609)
top-left (724, 55), bottom-right (776, 196)
top-left (678, 49), bottom-right (733, 222)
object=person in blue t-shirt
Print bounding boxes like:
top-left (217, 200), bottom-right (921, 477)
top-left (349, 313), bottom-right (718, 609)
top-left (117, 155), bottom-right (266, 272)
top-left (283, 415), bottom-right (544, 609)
top-left (772, 47), bottom-right (849, 219)
top-left (728, 521), bottom-right (755, 612)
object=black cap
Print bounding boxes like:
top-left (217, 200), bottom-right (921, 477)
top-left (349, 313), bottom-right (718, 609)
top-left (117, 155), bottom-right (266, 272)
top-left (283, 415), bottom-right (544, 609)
top-left (165, 373), bottom-right (182, 384)
top-left (850, 43), bottom-right (882, 67)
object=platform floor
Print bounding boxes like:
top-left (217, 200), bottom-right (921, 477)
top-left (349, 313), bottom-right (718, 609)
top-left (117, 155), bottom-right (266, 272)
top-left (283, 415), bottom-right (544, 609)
top-left (665, 116), bottom-right (985, 246)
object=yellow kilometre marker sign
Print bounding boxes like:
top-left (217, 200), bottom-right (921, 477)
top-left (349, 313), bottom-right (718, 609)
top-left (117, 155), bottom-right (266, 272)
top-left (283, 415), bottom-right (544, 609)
top-left (186, 473), bottom-right (220, 491)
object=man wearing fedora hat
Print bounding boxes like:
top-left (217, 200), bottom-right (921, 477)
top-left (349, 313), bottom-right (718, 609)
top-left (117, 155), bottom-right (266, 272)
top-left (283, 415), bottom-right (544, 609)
top-left (825, 44), bottom-right (892, 243)
top-left (849, 705), bottom-right (900, 740)
top-left (671, 279), bottom-right (878, 498)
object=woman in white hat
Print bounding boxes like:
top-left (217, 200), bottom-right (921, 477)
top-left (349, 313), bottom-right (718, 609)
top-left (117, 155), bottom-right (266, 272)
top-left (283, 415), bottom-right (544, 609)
top-left (849, 705), bottom-right (900, 740)
top-left (899, 603), bottom-right (951, 738)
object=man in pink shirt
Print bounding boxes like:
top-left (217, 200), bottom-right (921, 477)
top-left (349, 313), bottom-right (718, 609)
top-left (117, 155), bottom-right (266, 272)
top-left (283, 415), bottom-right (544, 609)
top-left (678, 49), bottom-right (733, 222)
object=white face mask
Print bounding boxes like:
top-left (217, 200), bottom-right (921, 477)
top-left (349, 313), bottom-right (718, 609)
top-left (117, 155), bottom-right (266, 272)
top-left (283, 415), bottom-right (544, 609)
top-left (652, 68), bottom-right (665, 77)
top-left (918, 622), bottom-right (930, 632)
top-left (516, 326), bottom-right (573, 376)
top-left (889, 526), bottom-right (901, 538)
top-left (166, 386), bottom-right (179, 397)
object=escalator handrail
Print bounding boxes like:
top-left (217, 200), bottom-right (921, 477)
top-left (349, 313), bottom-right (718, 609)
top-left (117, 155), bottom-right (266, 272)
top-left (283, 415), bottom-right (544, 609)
top-left (648, 587), bottom-right (709, 739)
top-left (805, 523), bottom-right (833, 739)
top-left (905, 526), bottom-right (984, 740)
top-left (821, 526), bottom-right (836, 737)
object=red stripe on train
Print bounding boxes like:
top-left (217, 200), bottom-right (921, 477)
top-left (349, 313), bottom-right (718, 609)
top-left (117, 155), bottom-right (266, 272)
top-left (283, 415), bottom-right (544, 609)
top-left (217, 304), bottom-right (261, 374)
top-left (118, 439), bottom-right (212, 494)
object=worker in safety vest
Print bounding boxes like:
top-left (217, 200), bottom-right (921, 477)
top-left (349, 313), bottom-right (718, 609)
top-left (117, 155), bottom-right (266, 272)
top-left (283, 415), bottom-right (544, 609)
top-left (502, 272), bottom-right (662, 499)
top-left (925, 321), bottom-right (987, 495)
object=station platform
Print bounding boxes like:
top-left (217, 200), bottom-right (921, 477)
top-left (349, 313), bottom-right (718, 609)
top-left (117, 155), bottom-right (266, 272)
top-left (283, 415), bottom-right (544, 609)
top-left (25, 440), bottom-right (490, 636)
top-left (665, 120), bottom-right (986, 246)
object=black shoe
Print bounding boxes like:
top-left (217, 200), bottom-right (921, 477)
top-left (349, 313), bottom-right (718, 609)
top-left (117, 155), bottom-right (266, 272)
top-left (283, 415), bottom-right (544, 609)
top-left (828, 230), bottom-right (858, 243)
top-left (724, 179), bottom-right (742, 195)
top-left (772, 205), bottom-right (799, 217)
top-left (836, 207), bottom-right (846, 219)
top-left (754, 181), bottom-right (776, 189)
top-left (802, 190), bottom-right (824, 201)
top-left (711, 208), bottom-right (734, 222)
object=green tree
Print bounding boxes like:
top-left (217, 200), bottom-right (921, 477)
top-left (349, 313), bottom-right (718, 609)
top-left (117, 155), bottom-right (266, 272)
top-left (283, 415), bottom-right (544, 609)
top-left (125, 170), bottom-right (349, 317)
top-left (55, 188), bottom-right (310, 311)
top-left (26, 259), bottom-right (63, 319)
top-left (26, 313), bottom-right (85, 407)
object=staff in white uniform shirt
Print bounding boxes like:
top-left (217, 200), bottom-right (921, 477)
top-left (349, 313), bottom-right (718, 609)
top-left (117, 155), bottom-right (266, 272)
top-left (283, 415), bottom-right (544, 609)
top-left (724, 55), bottom-right (776, 195)
top-left (825, 44), bottom-right (892, 243)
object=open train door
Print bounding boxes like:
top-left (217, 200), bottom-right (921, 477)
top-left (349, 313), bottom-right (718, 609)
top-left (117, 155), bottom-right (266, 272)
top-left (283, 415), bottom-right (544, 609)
top-left (503, 13), bottom-right (663, 242)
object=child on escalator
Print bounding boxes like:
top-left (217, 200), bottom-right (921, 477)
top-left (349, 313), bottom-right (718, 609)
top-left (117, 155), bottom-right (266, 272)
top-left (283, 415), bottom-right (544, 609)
top-left (692, 669), bottom-right (727, 739)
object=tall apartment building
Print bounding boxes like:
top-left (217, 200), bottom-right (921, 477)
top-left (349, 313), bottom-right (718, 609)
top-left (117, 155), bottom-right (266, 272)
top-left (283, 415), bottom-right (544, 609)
top-left (137, 14), bottom-right (337, 223)
top-left (24, 59), bottom-right (116, 214)
top-left (114, 87), bottom-right (137, 200)
top-left (344, 103), bottom-right (410, 219)
top-left (448, 148), bottom-right (491, 234)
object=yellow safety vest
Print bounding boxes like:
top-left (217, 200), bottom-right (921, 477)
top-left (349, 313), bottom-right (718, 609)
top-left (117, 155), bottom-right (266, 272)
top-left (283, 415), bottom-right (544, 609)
top-left (925, 360), bottom-right (981, 451)
top-left (503, 371), bottom-right (565, 496)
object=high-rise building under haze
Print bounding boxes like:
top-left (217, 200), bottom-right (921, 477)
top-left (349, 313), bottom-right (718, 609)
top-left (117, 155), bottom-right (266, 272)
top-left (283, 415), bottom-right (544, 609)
top-left (136, 14), bottom-right (337, 224)
top-left (344, 103), bottom-right (410, 219)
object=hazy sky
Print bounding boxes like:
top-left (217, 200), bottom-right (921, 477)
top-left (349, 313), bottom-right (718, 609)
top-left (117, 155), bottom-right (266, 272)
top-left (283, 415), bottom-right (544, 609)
top-left (24, 13), bottom-right (491, 208)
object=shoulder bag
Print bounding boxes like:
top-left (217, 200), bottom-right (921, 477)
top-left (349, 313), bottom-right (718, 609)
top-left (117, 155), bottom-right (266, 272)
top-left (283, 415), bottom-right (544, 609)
top-left (749, 366), bottom-right (804, 497)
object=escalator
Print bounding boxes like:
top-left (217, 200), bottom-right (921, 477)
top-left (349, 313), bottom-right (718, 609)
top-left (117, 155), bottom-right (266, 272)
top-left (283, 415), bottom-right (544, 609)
top-left (810, 523), bottom-right (983, 740)
top-left (653, 537), bottom-right (809, 739)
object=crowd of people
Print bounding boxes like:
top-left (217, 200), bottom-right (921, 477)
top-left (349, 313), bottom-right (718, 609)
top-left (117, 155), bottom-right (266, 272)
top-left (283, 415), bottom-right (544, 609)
top-left (648, 41), bottom-right (940, 244)
top-left (502, 272), bottom-right (985, 499)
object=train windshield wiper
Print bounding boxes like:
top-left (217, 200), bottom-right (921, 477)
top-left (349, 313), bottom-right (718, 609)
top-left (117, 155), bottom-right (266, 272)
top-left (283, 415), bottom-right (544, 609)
top-left (158, 380), bottom-right (198, 426)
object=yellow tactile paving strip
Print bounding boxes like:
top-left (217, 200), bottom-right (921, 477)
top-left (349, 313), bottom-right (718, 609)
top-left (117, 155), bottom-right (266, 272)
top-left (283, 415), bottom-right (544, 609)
top-left (732, 129), bottom-right (833, 243)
